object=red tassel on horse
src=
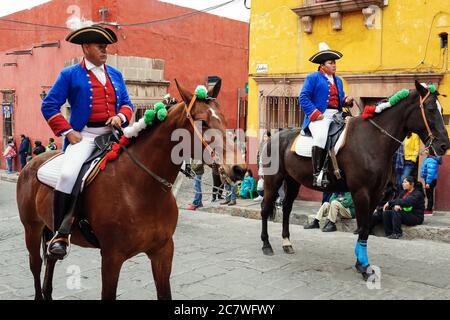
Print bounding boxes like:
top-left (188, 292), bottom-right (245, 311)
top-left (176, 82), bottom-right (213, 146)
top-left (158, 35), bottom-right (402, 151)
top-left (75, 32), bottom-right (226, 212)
top-left (99, 143), bottom-right (121, 170)
top-left (362, 106), bottom-right (376, 119)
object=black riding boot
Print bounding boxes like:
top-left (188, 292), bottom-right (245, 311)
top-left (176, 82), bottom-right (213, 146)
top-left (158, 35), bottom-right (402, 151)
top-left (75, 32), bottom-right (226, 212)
top-left (311, 146), bottom-right (329, 187)
top-left (48, 190), bottom-right (74, 259)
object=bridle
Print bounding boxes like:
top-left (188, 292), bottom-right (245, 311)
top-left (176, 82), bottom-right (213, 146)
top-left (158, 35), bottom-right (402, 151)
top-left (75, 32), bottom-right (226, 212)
top-left (185, 95), bottom-right (220, 164)
top-left (184, 95), bottom-right (235, 186)
top-left (418, 90), bottom-right (437, 154)
top-left (116, 95), bottom-right (236, 192)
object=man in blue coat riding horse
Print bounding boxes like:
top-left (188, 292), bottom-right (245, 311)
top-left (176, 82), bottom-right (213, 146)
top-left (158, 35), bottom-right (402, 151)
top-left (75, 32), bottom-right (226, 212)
top-left (299, 42), bottom-right (354, 187)
top-left (41, 25), bottom-right (134, 259)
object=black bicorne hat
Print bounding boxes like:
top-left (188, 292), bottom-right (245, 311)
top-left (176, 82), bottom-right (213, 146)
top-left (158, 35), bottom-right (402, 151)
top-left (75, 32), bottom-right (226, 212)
top-left (65, 25), bottom-right (117, 45)
top-left (309, 42), bottom-right (343, 64)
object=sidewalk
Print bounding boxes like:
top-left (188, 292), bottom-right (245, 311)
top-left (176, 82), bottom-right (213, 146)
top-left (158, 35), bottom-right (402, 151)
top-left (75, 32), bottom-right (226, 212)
top-left (5, 168), bottom-right (450, 244)
top-left (0, 170), bottom-right (19, 183)
top-left (197, 198), bottom-right (450, 244)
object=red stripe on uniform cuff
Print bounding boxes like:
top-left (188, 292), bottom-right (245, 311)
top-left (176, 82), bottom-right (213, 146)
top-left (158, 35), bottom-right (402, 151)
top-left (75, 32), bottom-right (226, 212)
top-left (309, 109), bottom-right (322, 121)
top-left (48, 114), bottom-right (71, 136)
top-left (118, 105), bottom-right (133, 122)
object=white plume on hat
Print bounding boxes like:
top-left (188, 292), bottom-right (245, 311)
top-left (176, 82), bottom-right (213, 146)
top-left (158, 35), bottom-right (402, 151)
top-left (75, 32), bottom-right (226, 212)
top-left (318, 42), bottom-right (330, 51)
top-left (66, 16), bottom-right (94, 31)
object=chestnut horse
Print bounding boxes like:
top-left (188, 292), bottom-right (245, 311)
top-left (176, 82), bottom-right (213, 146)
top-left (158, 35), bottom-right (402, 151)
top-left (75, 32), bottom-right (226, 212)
top-left (260, 81), bottom-right (450, 278)
top-left (17, 79), bottom-right (246, 300)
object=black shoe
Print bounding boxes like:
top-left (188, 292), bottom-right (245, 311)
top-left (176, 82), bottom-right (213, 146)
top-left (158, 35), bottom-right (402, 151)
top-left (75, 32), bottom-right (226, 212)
top-left (311, 146), bottom-right (328, 187)
top-left (228, 200), bottom-right (236, 206)
top-left (48, 233), bottom-right (69, 259)
top-left (387, 233), bottom-right (402, 239)
top-left (304, 219), bottom-right (320, 229)
top-left (220, 199), bottom-right (230, 205)
top-left (322, 220), bottom-right (337, 232)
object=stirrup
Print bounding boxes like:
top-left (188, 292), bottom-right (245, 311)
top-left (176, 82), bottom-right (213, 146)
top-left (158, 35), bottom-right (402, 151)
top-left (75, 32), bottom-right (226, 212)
top-left (46, 232), bottom-right (71, 260)
top-left (313, 171), bottom-right (329, 188)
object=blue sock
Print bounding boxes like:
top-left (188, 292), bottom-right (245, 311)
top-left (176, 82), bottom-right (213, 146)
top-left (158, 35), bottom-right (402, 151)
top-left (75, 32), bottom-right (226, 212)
top-left (355, 240), bottom-right (369, 267)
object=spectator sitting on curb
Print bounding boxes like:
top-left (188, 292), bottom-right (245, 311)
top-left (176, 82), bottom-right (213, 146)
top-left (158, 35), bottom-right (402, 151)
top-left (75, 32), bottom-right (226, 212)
top-left (221, 181), bottom-right (238, 206)
top-left (381, 176), bottom-right (425, 239)
top-left (239, 169), bottom-right (257, 199)
top-left (303, 191), bottom-right (355, 232)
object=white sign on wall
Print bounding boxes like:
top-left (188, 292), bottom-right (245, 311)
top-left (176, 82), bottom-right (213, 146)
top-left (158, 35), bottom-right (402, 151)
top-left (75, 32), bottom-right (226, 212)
top-left (256, 64), bottom-right (268, 73)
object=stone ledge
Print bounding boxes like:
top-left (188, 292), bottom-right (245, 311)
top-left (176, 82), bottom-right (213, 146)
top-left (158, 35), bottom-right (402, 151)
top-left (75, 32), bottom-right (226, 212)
top-left (197, 204), bottom-right (450, 244)
top-left (292, 0), bottom-right (385, 17)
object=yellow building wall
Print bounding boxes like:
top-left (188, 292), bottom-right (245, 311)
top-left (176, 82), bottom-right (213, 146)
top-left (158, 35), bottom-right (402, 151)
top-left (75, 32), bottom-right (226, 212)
top-left (248, 0), bottom-right (450, 139)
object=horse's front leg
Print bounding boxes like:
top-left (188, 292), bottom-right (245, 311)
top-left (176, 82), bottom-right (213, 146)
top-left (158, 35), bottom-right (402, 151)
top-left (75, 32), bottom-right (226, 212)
top-left (353, 189), bottom-right (377, 280)
top-left (101, 251), bottom-right (126, 300)
top-left (281, 177), bottom-right (300, 254)
top-left (147, 238), bottom-right (174, 300)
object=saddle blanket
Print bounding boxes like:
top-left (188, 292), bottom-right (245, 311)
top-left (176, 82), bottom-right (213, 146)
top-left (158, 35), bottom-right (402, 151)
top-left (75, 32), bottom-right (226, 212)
top-left (291, 126), bottom-right (349, 157)
top-left (37, 153), bottom-right (103, 192)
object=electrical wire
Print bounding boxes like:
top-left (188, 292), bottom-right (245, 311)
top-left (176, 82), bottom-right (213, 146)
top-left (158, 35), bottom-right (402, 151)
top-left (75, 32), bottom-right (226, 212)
top-left (0, 17), bottom-right (68, 29)
top-left (0, 27), bottom-right (66, 32)
top-left (118, 0), bottom-right (237, 27)
top-left (0, 0), bottom-right (238, 31)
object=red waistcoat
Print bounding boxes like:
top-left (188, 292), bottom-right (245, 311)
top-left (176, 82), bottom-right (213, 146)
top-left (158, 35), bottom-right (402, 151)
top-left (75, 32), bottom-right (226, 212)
top-left (88, 70), bottom-right (117, 122)
top-left (328, 82), bottom-right (339, 109)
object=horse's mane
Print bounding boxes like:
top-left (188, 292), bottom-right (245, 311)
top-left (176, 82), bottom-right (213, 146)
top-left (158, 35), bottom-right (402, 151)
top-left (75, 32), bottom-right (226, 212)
top-left (361, 89), bottom-right (418, 119)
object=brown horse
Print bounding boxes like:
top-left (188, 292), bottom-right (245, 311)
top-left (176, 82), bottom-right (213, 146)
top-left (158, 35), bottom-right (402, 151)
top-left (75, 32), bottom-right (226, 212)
top-left (17, 79), bottom-right (246, 300)
top-left (260, 81), bottom-right (450, 278)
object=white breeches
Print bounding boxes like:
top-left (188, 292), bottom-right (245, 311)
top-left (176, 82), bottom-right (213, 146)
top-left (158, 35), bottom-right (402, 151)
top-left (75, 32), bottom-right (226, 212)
top-left (308, 109), bottom-right (338, 149)
top-left (55, 126), bottom-right (111, 194)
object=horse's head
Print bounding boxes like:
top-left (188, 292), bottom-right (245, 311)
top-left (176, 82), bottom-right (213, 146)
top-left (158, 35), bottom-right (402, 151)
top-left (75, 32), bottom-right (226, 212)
top-left (406, 80), bottom-right (450, 156)
top-left (175, 79), bottom-right (247, 182)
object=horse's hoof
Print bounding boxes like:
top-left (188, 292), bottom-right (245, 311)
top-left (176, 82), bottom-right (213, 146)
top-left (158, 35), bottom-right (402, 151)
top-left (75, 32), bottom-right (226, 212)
top-left (282, 245), bottom-right (295, 254)
top-left (262, 246), bottom-right (274, 256)
top-left (355, 261), bottom-right (364, 274)
top-left (355, 262), bottom-right (375, 280)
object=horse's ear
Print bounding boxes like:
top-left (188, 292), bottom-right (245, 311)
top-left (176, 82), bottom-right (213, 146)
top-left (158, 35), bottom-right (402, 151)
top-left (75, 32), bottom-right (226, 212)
top-left (174, 79), bottom-right (193, 104)
top-left (208, 79), bottom-right (222, 99)
top-left (415, 80), bottom-right (428, 98)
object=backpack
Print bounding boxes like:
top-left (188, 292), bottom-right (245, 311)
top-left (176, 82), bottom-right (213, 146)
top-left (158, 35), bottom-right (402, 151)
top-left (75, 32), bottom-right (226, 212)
top-left (8, 145), bottom-right (17, 158)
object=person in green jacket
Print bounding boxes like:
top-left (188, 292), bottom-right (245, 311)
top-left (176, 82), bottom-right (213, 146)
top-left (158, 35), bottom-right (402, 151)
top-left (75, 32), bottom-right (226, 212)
top-left (239, 169), bottom-right (257, 199)
top-left (304, 191), bottom-right (355, 232)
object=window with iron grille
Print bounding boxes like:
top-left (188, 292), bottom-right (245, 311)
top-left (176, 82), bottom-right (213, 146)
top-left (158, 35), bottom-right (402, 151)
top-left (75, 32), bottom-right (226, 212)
top-left (261, 96), bottom-right (302, 130)
top-left (1, 91), bottom-right (14, 148)
top-left (134, 104), bottom-right (155, 122)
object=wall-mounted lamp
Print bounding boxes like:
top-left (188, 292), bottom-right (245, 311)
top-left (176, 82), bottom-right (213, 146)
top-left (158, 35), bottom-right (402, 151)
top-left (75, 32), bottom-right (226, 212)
top-left (99, 7), bottom-right (109, 22)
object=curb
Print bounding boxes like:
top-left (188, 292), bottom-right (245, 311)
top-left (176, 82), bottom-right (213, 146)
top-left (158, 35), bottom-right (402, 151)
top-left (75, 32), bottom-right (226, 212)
top-left (197, 204), bottom-right (450, 244)
top-left (0, 172), bottom-right (19, 183)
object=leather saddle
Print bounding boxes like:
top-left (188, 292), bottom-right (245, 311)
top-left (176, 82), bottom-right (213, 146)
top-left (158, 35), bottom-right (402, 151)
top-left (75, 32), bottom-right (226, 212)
top-left (302, 112), bottom-right (347, 151)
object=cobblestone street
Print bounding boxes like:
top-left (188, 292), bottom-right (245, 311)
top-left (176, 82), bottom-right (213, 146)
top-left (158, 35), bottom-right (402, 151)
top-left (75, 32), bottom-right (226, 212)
top-left (1, 178), bottom-right (450, 300)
